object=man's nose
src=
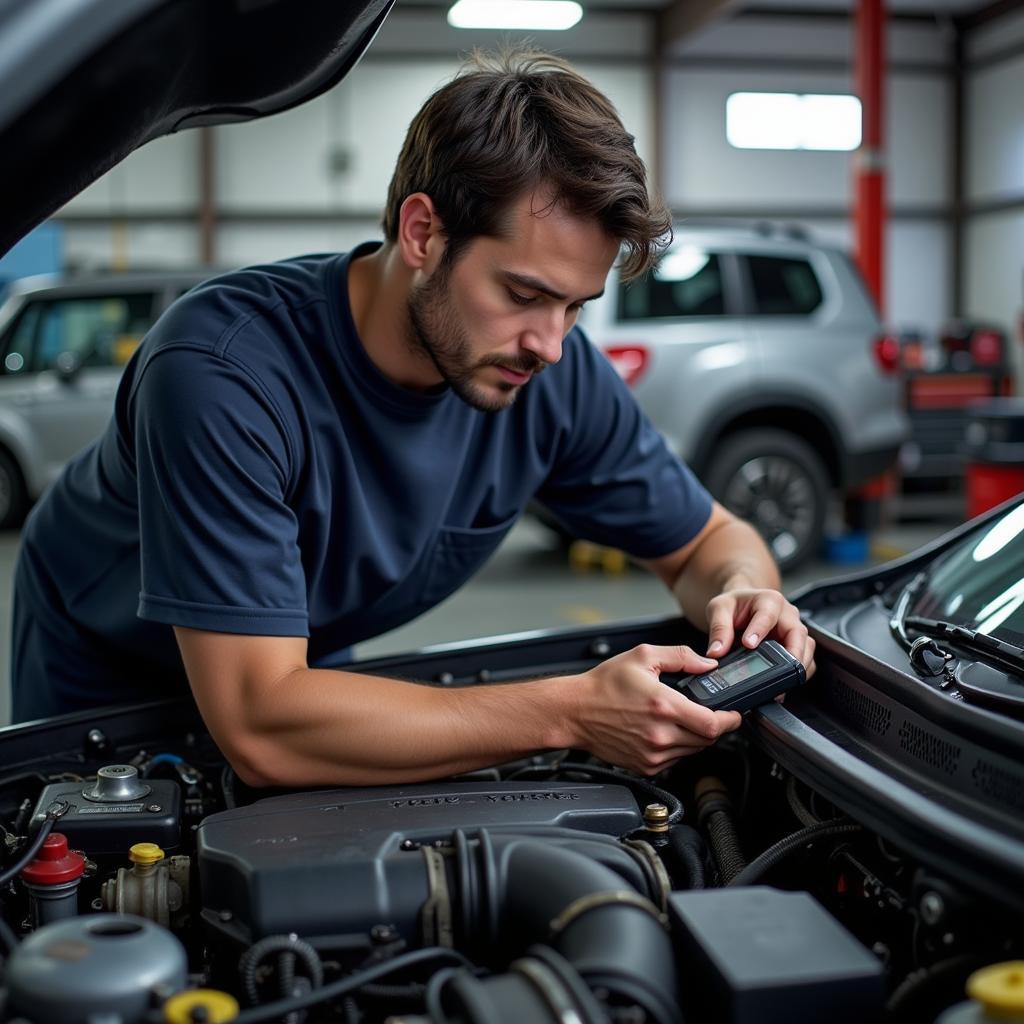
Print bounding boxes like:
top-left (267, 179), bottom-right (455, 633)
top-left (521, 311), bottom-right (565, 366)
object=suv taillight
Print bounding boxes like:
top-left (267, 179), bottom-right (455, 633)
top-left (603, 345), bottom-right (649, 387)
top-left (872, 334), bottom-right (901, 375)
top-left (970, 328), bottom-right (1004, 366)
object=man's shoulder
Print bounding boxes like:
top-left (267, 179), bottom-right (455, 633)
top-left (155, 253), bottom-right (343, 347)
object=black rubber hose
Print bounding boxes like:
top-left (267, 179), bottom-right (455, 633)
top-left (668, 824), bottom-right (706, 890)
top-left (728, 820), bottom-right (863, 887)
top-left (695, 776), bottom-right (745, 884)
top-left (507, 764), bottom-right (684, 824)
top-left (232, 948), bottom-right (472, 1023)
top-left (496, 837), bottom-right (681, 1024)
top-left (239, 934), bottom-right (324, 1009)
top-left (885, 954), bottom-right (988, 1021)
top-left (0, 816), bottom-right (55, 888)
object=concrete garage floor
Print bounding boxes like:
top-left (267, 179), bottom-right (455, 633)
top-left (0, 508), bottom-right (963, 726)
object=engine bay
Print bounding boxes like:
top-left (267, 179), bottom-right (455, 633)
top-left (0, 615), bottom-right (1021, 1023)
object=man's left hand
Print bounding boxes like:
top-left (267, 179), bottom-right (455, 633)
top-left (704, 588), bottom-right (816, 677)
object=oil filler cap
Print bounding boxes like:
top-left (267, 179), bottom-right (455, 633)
top-left (82, 764), bottom-right (151, 803)
top-left (967, 962), bottom-right (1024, 1015)
top-left (163, 989), bottom-right (239, 1023)
top-left (20, 833), bottom-right (85, 885)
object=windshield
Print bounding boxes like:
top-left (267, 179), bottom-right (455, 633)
top-left (909, 501), bottom-right (1024, 648)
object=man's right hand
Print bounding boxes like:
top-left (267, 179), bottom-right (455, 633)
top-left (564, 644), bottom-right (743, 776)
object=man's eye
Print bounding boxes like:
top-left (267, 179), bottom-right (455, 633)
top-left (508, 290), bottom-right (536, 306)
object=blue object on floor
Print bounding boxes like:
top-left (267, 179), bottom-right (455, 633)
top-left (823, 530), bottom-right (870, 565)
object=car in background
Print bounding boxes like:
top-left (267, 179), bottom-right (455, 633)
top-left (0, 271), bottom-right (209, 527)
top-left (575, 223), bottom-right (909, 571)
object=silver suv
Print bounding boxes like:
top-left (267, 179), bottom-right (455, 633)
top-left (577, 223), bottom-right (909, 571)
top-left (0, 271), bottom-right (210, 527)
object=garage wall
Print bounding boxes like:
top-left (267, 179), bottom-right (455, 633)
top-left (666, 14), bottom-right (953, 332)
top-left (56, 7), bottom-right (972, 340)
top-left (963, 7), bottom-right (1024, 371)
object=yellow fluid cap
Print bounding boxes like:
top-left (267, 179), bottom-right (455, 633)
top-left (967, 962), bottom-right (1024, 1017)
top-left (163, 989), bottom-right (239, 1024)
top-left (129, 842), bottom-right (165, 865)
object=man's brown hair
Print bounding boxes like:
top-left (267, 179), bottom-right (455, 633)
top-left (383, 48), bottom-right (671, 281)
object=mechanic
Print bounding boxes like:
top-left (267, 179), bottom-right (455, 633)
top-left (11, 50), bottom-right (814, 785)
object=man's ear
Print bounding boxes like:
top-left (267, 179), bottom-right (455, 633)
top-left (397, 193), bottom-right (445, 273)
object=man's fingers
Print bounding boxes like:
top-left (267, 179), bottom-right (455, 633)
top-left (705, 597), bottom-right (736, 657)
top-left (639, 643), bottom-right (718, 676)
top-left (740, 599), bottom-right (782, 648)
top-left (671, 698), bottom-right (742, 741)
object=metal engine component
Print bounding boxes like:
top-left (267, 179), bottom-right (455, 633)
top-left (81, 764), bottom-right (151, 803)
top-left (101, 843), bottom-right (189, 928)
top-left (30, 765), bottom-right (183, 856)
top-left (20, 832), bottom-right (86, 928)
top-left (4, 913), bottom-right (187, 1024)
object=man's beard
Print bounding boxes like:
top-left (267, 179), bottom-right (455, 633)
top-left (407, 262), bottom-right (544, 413)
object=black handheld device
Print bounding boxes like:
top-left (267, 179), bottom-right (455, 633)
top-left (672, 639), bottom-right (806, 712)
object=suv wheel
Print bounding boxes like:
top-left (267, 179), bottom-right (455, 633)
top-left (0, 450), bottom-right (28, 530)
top-left (704, 429), bottom-right (828, 573)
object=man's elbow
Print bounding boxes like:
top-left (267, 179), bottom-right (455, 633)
top-left (217, 729), bottom-right (306, 789)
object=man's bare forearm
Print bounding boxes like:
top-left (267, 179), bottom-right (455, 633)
top-left (226, 667), bottom-right (581, 788)
top-left (671, 517), bottom-right (780, 629)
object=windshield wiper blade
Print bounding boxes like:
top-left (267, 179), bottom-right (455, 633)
top-left (902, 615), bottom-right (1024, 676)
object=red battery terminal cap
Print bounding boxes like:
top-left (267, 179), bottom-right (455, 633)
top-left (20, 832), bottom-right (86, 885)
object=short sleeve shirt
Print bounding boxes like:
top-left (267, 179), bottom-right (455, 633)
top-left (12, 243), bottom-right (712, 718)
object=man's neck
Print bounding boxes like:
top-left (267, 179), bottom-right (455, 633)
top-left (347, 244), bottom-right (441, 391)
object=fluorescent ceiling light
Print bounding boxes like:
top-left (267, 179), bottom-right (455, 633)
top-left (447, 1), bottom-right (583, 31)
top-left (726, 92), bottom-right (862, 152)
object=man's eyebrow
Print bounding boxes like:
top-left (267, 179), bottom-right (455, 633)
top-left (504, 271), bottom-right (604, 304)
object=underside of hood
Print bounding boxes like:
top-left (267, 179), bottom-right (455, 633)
top-left (0, 0), bottom-right (394, 256)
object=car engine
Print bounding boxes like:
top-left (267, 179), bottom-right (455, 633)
top-left (0, 707), bottom-right (1019, 1024)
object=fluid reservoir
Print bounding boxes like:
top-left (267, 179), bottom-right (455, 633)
top-left (20, 832), bottom-right (86, 927)
top-left (935, 962), bottom-right (1024, 1023)
top-left (5, 913), bottom-right (187, 1023)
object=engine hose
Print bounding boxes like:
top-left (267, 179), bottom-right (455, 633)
top-left (432, 951), bottom-right (610, 1024)
top-left (695, 776), bottom-right (745, 884)
top-left (232, 948), bottom-right (471, 1023)
top-left (885, 954), bottom-right (989, 1020)
top-left (728, 819), bottom-right (863, 887)
top-left (239, 934), bottom-right (324, 1009)
top-left (785, 776), bottom-right (820, 828)
top-left (485, 835), bottom-right (680, 1024)
top-left (668, 824), bottom-right (706, 890)
top-left (507, 763), bottom-right (684, 825)
top-left (0, 814), bottom-right (56, 888)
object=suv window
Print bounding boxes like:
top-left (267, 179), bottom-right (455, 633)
top-left (1, 293), bottom-right (156, 375)
top-left (746, 255), bottom-right (822, 315)
top-left (618, 248), bottom-right (725, 320)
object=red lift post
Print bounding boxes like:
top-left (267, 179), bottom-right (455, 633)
top-left (842, 0), bottom-right (893, 547)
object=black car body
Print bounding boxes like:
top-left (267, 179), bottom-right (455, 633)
top-left (0, 3), bottom-right (1020, 1023)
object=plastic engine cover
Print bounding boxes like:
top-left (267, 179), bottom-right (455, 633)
top-left (198, 780), bottom-right (642, 942)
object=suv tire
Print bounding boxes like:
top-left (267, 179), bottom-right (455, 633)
top-left (704, 429), bottom-right (828, 573)
top-left (0, 449), bottom-right (28, 530)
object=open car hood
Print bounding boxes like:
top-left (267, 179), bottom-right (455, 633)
top-left (0, 0), bottom-right (394, 256)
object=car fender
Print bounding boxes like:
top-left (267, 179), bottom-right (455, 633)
top-left (687, 389), bottom-right (845, 486)
top-left (0, 405), bottom-right (46, 498)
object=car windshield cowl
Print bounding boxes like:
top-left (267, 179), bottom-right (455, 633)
top-left (901, 614), bottom-right (1024, 677)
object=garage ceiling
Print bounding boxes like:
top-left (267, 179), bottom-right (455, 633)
top-left (397, 0), bottom-right (1004, 17)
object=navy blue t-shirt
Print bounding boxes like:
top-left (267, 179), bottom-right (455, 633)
top-left (11, 243), bottom-right (712, 721)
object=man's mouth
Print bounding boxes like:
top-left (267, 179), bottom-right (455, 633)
top-left (495, 365), bottom-right (533, 386)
